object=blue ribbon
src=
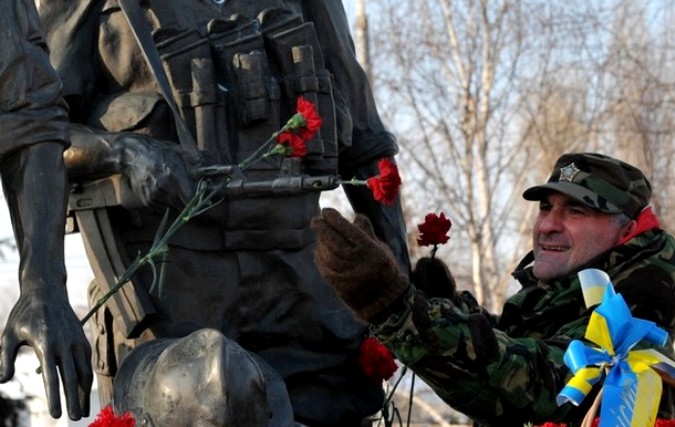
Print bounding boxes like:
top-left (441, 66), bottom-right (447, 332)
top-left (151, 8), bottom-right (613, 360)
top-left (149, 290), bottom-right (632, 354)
top-left (557, 269), bottom-right (675, 427)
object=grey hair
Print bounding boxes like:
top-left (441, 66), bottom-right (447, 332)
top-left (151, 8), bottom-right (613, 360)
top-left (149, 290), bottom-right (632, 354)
top-left (611, 212), bottom-right (633, 228)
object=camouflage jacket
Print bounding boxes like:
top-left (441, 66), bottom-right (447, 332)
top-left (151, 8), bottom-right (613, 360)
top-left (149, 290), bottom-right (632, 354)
top-left (373, 229), bottom-right (675, 426)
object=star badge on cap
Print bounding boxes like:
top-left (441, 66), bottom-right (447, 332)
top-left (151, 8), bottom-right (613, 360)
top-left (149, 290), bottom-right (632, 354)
top-left (559, 162), bottom-right (580, 182)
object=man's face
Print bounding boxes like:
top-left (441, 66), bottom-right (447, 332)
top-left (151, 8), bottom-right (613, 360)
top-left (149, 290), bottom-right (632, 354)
top-left (531, 192), bottom-right (631, 281)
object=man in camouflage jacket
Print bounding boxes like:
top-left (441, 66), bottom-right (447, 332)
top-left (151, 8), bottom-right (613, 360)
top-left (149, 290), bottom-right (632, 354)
top-left (312, 152), bottom-right (675, 426)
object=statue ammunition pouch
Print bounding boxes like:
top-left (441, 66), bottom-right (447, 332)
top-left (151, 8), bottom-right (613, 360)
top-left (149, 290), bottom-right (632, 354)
top-left (151, 7), bottom-right (338, 174)
top-left (155, 29), bottom-right (224, 161)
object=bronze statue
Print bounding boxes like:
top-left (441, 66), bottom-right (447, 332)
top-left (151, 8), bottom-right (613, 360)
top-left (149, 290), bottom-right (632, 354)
top-left (37, 0), bottom-right (409, 425)
top-left (0, 0), bottom-right (92, 420)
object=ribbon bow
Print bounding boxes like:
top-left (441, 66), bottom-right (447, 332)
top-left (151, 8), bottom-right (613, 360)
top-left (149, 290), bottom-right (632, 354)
top-left (556, 269), bottom-right (675, 427)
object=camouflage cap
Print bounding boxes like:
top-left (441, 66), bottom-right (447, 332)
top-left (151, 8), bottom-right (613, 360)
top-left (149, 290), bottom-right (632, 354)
top-left (523, 152), bottom-right (652, 218)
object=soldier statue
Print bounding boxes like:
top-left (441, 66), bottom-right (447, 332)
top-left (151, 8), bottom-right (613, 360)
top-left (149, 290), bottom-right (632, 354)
top-left (37, 1), bottom-right (409, 425)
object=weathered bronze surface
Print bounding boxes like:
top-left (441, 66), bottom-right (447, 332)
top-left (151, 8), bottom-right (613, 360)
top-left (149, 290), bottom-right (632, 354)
top-left (0, 0), bottom-right (92, 420)
top-left (36, 1), bottom-right (409, 425)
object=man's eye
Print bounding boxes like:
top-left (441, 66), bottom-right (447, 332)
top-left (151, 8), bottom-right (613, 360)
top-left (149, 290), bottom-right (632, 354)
top-left (569, 207), bottom-right (586, 215)
top-left (539, 204), bottom-right (552, 212)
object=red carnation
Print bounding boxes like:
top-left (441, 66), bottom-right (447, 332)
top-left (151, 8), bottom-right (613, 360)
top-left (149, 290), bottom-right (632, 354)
top-left (295, 96), bottom-right (322, 141)
top-left (366, 158), bottom-right (402, 205)
top-left (275, 131), bottom-right (308, 157)
top-left (358, 337), bottom-right (398, 384)
top-left (417, 212), bottom-right (452, 247)
top-left (274, 96), bottom-right (321, 158)
top-left (89, 405), bottom-right (135, 427)
top-left (281, 96), bottom-right (323, 142)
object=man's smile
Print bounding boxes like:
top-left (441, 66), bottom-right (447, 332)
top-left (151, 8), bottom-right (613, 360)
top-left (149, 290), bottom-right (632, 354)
top-left (539, 243), bottom-right (570, 252)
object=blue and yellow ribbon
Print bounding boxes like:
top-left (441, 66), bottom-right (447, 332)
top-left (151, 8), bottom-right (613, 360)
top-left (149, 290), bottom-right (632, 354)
top-left (557, 269), bottom-right (675, 427)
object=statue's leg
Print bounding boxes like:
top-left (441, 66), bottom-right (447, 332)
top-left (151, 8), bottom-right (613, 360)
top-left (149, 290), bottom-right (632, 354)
top-left (88, 280), bottom-right (155, 405)
top-left (88, 280), bottom-right (114, 405)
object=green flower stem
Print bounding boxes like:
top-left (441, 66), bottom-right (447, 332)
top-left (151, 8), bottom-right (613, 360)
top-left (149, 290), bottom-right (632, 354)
top-left (339, 178), bottom-right (368, 186)
top-left (237, 116), bottom-right (299, 171)
top-left (237, 133), bottom-right (279, 171)
top-left (80, 253), bottom-right (145, 326)
top-left (79, 178), bottom-right (225, 326)
top-left (383, 365), bottom-right (407, 408)
top-left (380, 365), bottom-right (407, 427)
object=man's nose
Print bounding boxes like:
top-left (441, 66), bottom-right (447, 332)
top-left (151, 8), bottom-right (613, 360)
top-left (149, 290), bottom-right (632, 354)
top-left (538, 210), bottom-right (564, 233)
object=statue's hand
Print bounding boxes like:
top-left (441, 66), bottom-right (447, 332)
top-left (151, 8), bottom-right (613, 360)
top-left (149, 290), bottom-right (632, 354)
top-left (0, 289), bottom-right (92, 420)
top-left (311, 207), bottom-right (410, 323)
top-left (116, 134), bottom-right (197, 210)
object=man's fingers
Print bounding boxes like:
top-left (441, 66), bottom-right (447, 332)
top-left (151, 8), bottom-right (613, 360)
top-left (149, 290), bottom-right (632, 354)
top-left (352, 214), bottom-right (377, 240)
top-left (314, 239), bottom-right (357, 273)
top-left (317, 208), bottom-right (374, 247)
top-left (311, 215), bottom-right (352, 251)
top-left (319, 207), bottom-right (348, 226)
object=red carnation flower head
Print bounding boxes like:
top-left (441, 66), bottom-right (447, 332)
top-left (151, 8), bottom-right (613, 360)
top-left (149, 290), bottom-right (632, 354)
top-left (417, 212), bottom-right (452, 247)
top-left (366, 158), bottom-right (402, 205)
top-left (282, 96), bottom-right (322, 142)
top-left (358, 337), bottom-right (398, 384)
top-left (274, 96), bottom-right (322, 158)
top-left (89, 405), bottom-right (135, 427)
top-left (275, 131), bottom-right (308, 157)
top-left (295, 96), bottom-right (322, 141)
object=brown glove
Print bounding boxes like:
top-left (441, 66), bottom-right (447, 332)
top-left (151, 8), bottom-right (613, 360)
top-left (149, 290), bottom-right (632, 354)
top-left (311, 207), bottom-right (410, 323)
top-left (411, 257), bottom-right (457, 301)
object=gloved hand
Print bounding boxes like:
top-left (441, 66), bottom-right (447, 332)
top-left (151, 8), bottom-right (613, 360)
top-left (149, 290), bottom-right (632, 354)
top-left (411, 257), bottom-right (457, 301)
top-left (311, 207), bottom-right (410, 323)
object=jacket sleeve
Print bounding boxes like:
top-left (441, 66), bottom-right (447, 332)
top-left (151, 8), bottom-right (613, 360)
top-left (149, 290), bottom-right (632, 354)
top-left (372, 288), bottom-right (589, 425)
top-left (0, 0), bottom-right (69, 158)
top-left (301, 0), bottom-right (398, 165)
top-left (300, 1), bottom-right (410, 271)
top-left (36, 0), bottom-right (101, 118)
